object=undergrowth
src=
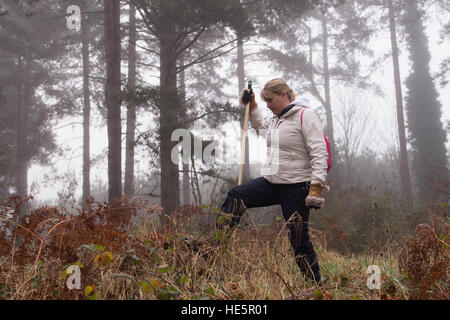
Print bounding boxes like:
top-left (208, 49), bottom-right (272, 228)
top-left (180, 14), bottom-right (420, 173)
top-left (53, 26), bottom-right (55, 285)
top-left (0, 195), bottom-right (448, 300)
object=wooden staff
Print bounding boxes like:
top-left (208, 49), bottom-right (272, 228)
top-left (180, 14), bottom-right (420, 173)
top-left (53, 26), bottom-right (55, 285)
top-left (238, 81), bottom-right (252, 185)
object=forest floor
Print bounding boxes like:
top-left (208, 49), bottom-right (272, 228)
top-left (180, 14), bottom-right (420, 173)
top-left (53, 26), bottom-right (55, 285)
top-left (0, 197), bottom-right (448, 300)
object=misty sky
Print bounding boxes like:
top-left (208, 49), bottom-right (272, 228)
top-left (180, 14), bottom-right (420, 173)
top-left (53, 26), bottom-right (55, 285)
top-left (27, 4), bottom-right (449, 204)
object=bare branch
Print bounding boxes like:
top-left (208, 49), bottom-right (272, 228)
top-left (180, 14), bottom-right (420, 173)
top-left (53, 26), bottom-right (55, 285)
top-left (177, 37), bottom-right (239, 73)
top-left (180, 108), bottom-right (238, 126)
top-left (173, 26), bottom-right (206, 61)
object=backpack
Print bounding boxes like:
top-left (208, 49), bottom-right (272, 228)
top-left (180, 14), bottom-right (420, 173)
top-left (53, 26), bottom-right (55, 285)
top-left (300, 108), bottom-right (332, 172)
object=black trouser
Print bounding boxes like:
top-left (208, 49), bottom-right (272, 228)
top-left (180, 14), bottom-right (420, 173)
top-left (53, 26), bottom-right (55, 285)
top-left (217, 177), bottom-right (320, 282)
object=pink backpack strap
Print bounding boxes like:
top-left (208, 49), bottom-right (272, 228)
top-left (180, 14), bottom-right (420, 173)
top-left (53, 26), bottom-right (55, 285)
top-left (300, 107), bottom-right (306, 129)
top-left (299, 106), bottom-right (332, 172)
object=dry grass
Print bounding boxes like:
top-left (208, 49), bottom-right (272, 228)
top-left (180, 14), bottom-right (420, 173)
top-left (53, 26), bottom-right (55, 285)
top-left (0, 195), bottom-right (448, 300)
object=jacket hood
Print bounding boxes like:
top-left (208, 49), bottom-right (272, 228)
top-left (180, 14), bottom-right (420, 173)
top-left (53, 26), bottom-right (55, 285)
top-left (291, 96), bottom-right (312, 109)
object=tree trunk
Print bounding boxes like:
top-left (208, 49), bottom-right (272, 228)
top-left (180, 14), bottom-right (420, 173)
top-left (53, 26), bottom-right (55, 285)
top-left (191, 154), bottom-right (202, 205)
top-left (178, 54), bottom-right (190, 205)
top-left (387, 0), bottom-right (413, 208)
top-left (104, 0), bottom-right (122, 203)
top-left (124, 0), bottom-right (137, 197)
top-left (81, 3), bottom-right (91, 208)
top-left (16, 90), bottom-right (28, 201)
top-left (159, 33), bottom-right (180, 214)
top-left (10, 54), bottom-right (31, 247)
top-left (182, 164), bottom-right (190, 205)
top-left (321, 5), bottom-right (336, 173)
top-left (346, 155), bottom-right (352, 189)
top-left (16, 55), bottom-right (31, 220)
top-left (16, 58), bottom-right (25, 199)
top-left (237, 35), bottom-right (250, 182)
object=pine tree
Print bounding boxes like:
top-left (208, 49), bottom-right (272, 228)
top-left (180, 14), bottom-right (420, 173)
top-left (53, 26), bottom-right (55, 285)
top-left (124, 0), bottom-right (137, 197)
top-left (104, 0), bottom-right (122, 202)
top-left (0, 0), bottom-right (73, 203)
top-left (402, 0), bottom-right (448, 203)
top-left (387, 0), bottom-right (413, 208)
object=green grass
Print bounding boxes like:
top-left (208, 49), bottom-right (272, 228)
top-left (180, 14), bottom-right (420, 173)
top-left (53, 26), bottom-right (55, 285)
top-left (1, 201), bottom-right (447, 300)
top-left (0, 220), bottom-right (411, 300)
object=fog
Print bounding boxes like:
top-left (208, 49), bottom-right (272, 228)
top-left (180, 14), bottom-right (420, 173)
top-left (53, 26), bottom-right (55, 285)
top-left (1, 0), bottom-right (448, 213)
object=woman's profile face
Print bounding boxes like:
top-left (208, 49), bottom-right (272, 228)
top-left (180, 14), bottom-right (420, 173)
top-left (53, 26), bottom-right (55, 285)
top-left (263, 91), bottom-right (290, 116)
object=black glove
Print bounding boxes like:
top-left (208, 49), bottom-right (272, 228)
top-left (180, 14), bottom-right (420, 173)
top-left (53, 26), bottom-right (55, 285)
top-left (239, 88), bottom-right (257, 111)
top-left (242, 89), bottom-right (253, 104)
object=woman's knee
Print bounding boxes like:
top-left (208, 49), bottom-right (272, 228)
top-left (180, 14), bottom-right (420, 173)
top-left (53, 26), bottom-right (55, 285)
top-left (223, 188), bottom-right (246, 213)
top-left (227, 187), bottom-right (240, 199)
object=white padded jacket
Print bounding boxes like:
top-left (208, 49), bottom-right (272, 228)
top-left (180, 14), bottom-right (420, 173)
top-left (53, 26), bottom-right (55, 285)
top-left (249, 100), bottom-right (328, 184)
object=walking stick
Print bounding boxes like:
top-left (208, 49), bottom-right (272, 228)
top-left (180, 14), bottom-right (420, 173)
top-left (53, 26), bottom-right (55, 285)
top-left (238, 81), bottom-right (252, 186)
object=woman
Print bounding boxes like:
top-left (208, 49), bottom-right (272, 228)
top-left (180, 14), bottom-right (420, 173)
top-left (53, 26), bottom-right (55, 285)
top-left (216, 78), bottom-right (329, 283)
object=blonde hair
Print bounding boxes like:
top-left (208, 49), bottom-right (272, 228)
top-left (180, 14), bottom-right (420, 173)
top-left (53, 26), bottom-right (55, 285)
top-left (260, 78), bottom-right (296, 102)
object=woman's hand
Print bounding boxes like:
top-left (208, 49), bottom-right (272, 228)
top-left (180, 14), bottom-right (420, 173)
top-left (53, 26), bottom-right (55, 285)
top-left (306, 183), bottom-right (329, 209)
top-left (239, 88), bottom-right (257, 111)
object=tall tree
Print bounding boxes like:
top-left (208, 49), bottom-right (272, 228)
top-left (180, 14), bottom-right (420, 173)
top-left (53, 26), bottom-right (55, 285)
top-left (104, 0), bottom-right (122, 202)
top-left (64, 0), bottom-right (104, 207)
top-left (387, 0), bottom-right (413, 208)
top-left (0, 88), bottom-right (16, 198)
top-left (0, 0), bottom-right (71, 206)
top-left (124, 0), bottom-right (137, 197)
top-left (81, 0), bottom-right (92, 207)
top-left (178, 53), bottom-right (191, 205)
top-left (16, 55), bottom-right (30, 204)
top-left (320, 1), bottom-right (336, 171)
top-left (402, 0), bottom-right (448, 203)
